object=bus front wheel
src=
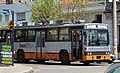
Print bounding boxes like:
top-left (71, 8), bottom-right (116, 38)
top-left (83, 62), bottom-right (90, 66)
top-left (17, 50), bottom-right (25, 63)
top-left (59, 50), bottom-right (70, 65)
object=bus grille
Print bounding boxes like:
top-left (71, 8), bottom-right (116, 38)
top-left (92, 52), bottom-right (106, 55)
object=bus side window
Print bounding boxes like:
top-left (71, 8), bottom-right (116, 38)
top-left (1, 31), bottom-right (6, 42)
top-left (84, 31), bottom-right (87, 46)
top-left (16, 30), bottom-right (25, 42)
top-left (47, 32), bottom-right (52, 41)
top-left (31, 35), bottom-right (35, 41)
top-left (42, 37), bottom-right (45, 47)
top-left (59, 28), bottom-right (69, 41)
top-left (62, 37), bottom-right (65, 40)
top-left (28, 30), bottom-right (35, 42)
top-left (17, 35), bottom-right (20, 41)
top-left (47, 29), bottom-right (58, 41)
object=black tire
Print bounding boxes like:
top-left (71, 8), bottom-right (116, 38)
top-left (17, 50), bottom-right (25, 63)
top-left (83, 62), bottom-right (90, 66)
top-left (59, 50), bottom-right (70, 65)
top-left (108, 61), bottom-right (112, 64)
top-left (96, 61), bottom-right (101, 64)
top-left (37, 60), bottom-right (45, 64)
top-left (24, 59), bottom-right (29, 63)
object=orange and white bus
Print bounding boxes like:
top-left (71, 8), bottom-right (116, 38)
top-left (13, 23), bottom-right (110, 65)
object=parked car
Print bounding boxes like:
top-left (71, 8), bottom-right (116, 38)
top-left (105, 61), bottom-right (120, 73)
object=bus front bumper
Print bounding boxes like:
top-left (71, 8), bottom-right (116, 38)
top-left (82, 55), bottom-right (110, 61)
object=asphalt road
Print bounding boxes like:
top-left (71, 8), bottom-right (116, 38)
top-left (15, 61), bottom-right (111, 73)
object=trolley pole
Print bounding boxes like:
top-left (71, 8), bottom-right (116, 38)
top-left (113, 0), bottom-right (118, 60)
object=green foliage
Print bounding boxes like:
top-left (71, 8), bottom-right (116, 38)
top-left (60, 0), bottom-right (98, 23)
top-left (31, 0), bottom-right (61, 23)
top-left (31, 0), bottom-right (98, 23)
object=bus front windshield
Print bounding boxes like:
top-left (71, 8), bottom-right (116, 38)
top-left (84, 30), bottom-right (109, 46)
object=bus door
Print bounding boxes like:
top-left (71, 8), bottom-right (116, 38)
top-left (36, 31), bottom-right (45, 59)
top-left (72, 29), bottom-right (82, 59)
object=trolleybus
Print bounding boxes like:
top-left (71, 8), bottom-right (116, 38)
top-left (12, 23), bottom-right (110, 65)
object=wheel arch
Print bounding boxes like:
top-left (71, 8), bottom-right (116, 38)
top-left (59, 49), bottom-right (70, 64)
top-left (17, 49), bottom-right (24, 53)
top-left (17, 49), bottom-right (25, 62)
top-left (59, 49), bottom-right (68, 54)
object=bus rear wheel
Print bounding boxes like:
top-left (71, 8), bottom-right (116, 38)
top-left (17, 50), bottom-right (25, 63)
top-left (59, 50), bottom-right (70, 65)
top-left (37, 60), bottom-right (45, 64)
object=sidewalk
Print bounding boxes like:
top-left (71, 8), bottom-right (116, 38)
top-left (118, 52), bottom-right (120, 60)
top-left (0, 64), bottom-right (34, 73)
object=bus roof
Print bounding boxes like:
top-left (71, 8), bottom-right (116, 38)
top-left (14, 23), bottom-right (108, 30)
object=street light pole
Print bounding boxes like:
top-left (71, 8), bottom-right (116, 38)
top-left (113, 0), bottom-right (118, 60)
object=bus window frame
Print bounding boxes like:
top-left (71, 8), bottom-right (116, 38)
top-left (0, 30), bottom-right (7, 43)
top-left (46, 28), bottom-right (59, 41)
top-left (59, 27), bottom-right (71, 41)
top-left (14, 29), bottom-right (36, 42)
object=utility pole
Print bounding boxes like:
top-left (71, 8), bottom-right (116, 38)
top-left (113, 0), bottom-right (118, 60)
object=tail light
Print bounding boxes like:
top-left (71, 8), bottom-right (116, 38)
top-left (14, 51), bottom-right (16, 54)
top-left (84, 52), bottom-right (87, 56)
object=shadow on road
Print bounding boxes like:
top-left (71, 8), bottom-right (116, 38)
top-left (14, 60), bottom-right (109, 66)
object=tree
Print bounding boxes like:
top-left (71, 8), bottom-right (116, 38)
top-left (60, 0), bottom-right (98, 23)
top-left (31, 0), bottom-right (61, 25)
top-left (31, 0), bottom-right (98, 24)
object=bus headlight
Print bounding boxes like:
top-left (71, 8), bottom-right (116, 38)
top-left (106, 52), bottom-right (110, 55)
top-left (87, 52), bottom-right (92, 55)
top-left (14, 51), bottom-right (16, 54)
top-left (87, 52), bottom-right (90, 55)
top-left (90, 52), bottom-right (92, 55)
top-left (106, 52), bottom-right (107, 54)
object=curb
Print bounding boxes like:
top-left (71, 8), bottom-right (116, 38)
top-left (0, 64), bottom-right (34, 73)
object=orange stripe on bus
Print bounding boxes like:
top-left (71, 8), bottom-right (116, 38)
top-left (14, 52), bottom-right (72, 61)
top-left (14, 52), bottom-right (17, 59)
top-left (69, 53), bottom-right (72, 61)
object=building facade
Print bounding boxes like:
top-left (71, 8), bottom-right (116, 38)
top-left (0, 1), bottom-right (33, 26)
top-left (60, 0), bottom-right (105, 22)
top-left (0, 0), bottom-right (34, 6)
top-left (0, 0), bottom-right (106, 25)
top-left (104, 0), bottom-right (120, 52)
